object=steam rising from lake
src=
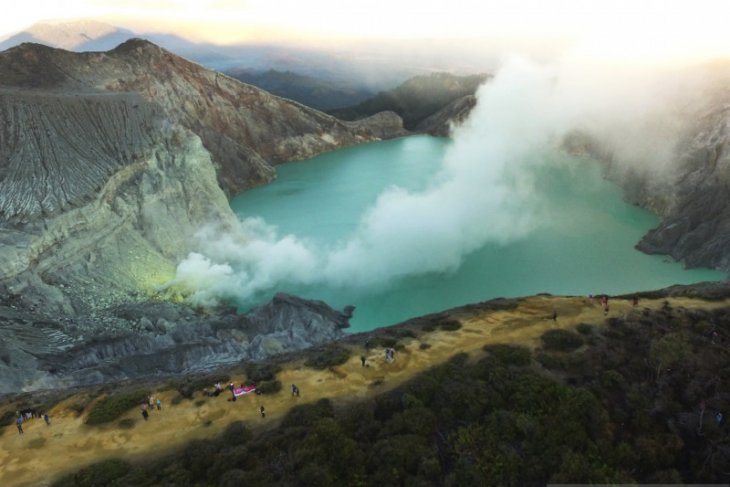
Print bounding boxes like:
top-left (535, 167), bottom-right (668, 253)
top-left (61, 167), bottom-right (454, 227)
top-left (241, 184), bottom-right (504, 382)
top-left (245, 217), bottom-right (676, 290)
top-left (166, 56), bottom-right (705, 307)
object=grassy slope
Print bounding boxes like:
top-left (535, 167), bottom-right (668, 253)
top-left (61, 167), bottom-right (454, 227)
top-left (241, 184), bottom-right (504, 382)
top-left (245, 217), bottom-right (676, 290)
top-left (1, 294), bottom-right (730, 485)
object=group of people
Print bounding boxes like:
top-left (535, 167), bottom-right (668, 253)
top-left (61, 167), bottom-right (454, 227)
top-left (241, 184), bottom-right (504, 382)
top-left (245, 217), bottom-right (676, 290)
top-left (140, 395), bottom-right (162, 421)
top-left (15, 409), bottom-right (50, 434)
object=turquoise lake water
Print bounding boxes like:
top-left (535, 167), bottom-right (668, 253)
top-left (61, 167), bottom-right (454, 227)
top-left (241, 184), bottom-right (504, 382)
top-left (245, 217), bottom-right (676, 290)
top-left (230, 135), bottom-right (725, 333)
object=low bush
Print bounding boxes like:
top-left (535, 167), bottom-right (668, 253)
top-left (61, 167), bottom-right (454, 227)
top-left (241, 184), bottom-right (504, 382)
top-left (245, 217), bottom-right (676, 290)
top-left (0, 410), bottom-right (16, 427)
top-left (536, 352), bottom-right (571, 371)
top-left (439, 320), bottom-right (462, 331)
top-left (305, 345), bottom-right (351, 370)
top-left (67, 394), bottom-right (95, 416)
top-left (243, 362), bottom-right (281, 383)
top-left (86, 390), bottom-right (148, 425)
top-left (421, 323), bottom-right (437, 332)
top-left (541, 329), bottom-right (584, 352)
top-left (256, 380), bottom-right (282, 394)
top-left (54, 459), bottom-right (132, 487)
top-left (576, 323), bottom-right (594, 335)
top-left (483, 343), bottom-right (532, 366)
top-left (394, 329), bottom-right (417, 339)
top-left (222, 421), bottom-right (252, 446)
top-left (176, 374), bottom-right (230, 399)
top-left (281, 399), bottom-right (334, 428)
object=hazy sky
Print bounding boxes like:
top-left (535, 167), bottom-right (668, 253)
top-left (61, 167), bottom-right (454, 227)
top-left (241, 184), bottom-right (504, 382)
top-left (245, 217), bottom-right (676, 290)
top-left (2, 0), bottom-right (729, 63)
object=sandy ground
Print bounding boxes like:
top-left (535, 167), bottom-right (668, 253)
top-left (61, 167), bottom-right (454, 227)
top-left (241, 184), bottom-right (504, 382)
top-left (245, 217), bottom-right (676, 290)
top-left (0, 295), bottom-right (726, 487)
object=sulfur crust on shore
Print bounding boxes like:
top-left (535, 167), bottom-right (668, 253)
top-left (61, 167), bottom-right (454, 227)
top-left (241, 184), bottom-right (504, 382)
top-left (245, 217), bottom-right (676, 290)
top-left (0, 293), bottom-right (727, 487)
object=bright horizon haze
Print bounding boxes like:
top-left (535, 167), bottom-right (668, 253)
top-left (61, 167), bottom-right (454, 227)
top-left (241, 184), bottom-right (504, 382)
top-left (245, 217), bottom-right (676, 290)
top-left (1, 0), bottom-right (729, 66)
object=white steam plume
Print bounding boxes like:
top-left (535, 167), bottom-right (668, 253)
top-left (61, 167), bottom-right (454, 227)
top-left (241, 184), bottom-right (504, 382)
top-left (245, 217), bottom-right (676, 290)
top-left (165, 55), bottom-right (712, 306)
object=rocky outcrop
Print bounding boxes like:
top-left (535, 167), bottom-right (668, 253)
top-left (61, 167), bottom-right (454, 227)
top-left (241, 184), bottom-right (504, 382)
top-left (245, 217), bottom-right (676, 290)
top-left (635, 99), bottom-right (730, 270)
top-left (329, 72), bottom-right (488, 130)
top-left (0, 40), bottom-right (406, 316)
top-left (0, 293), bottom-right (351, 393)
top-left (415, 94), bottom-right (477, 136)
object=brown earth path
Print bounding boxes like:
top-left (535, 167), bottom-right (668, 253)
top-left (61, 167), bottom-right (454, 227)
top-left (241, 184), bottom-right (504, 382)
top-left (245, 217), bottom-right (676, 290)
top-left (0, 295), bottom-right (725, 486)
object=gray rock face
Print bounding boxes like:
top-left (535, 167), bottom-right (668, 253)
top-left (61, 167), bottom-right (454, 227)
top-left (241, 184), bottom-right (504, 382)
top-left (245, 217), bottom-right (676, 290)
top-left (636, 100), bottom-right (730, 270)
top-left (415, 94), bottom-right (477, 136)
top-left (0, 91), bottom-right (159, 221)
top-left (0, 293), bottom-right (350, 393)
top-left (0, 40), bottom-right (405, 315)
top-left (0, 39), bottom-right (403, 395)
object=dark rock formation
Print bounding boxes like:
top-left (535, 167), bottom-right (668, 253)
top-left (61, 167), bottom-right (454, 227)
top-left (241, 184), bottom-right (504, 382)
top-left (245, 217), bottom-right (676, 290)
top-left (0, 293), bottom-right (350, 393)
top-left (635, 98), bottom-right (730, 270)
top-left (329, 72), bottom-right (488, 130)
top-left (415, 94), bottom-right (478, 136)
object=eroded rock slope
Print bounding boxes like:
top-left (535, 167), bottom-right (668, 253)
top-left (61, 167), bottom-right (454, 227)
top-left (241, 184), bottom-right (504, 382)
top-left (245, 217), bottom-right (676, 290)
top-left (0, 40), bottom-right (403, 391)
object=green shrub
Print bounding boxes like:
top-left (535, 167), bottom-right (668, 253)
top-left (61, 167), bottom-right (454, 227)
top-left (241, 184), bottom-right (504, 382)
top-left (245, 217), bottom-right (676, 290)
top-left (243, 362), bottom-right (281, 383)
top-left (421, 323), bottom-right (437, 332)
top-left (419, 342), bottom-right (432, 350)
top-left (483, 343), bottom-right (532, 366)
top-left (576, 323), bottom-right (594, 335)
top-left (305, 345), bottom-right (351, 370)
top-left (536, 352), bottom-right (571, 370)
top-left (439, 320), bottom-right (462, 331)
top-left (67, 394), bottom-right (95, 416)
top-left (171, 394), bottom-right (185, 406)
top-left (53, 459), bottom-right (132, 487)
top-left (221, 421), bottom-right (252, 446)
top-left (541, 329), bottom-right (584, 352)
top-left (256, 380), bottom-right (282, 394)
top-left (0, 410), bottom-right (16, 427)
top-left (395, 329), bottom-right (417, 339)
top-left (176, 374), bottom-right (230, 399)
top-left (281, 399), bottom-right (334, 428)
top-left (86, 390), bottom-right (148, 425)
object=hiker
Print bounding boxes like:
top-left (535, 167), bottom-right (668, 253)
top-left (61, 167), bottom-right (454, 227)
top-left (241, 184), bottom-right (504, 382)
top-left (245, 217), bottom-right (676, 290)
top-left (43, 413), bottom-right (50, 426)
top-left (156, 398), bottom-right (161, 411)
top-left (291, 384), bottom-right (300, 397)
top-left (716, 412), bottom-right (724, 425)
top-left (16, 417), bottom-right (23, 434)
top-left (260, 405), bottom-right (266, 418)
top-left (552, 310), bottom-right (557, 321)
top-left (142, 409), bottom-right (149, 421)
top-left (633, 296), bottom-right (639, 306)
top-left (149, 396), bottom-right (155, 409)
top-left (361, 355), bottom-right (367, 367)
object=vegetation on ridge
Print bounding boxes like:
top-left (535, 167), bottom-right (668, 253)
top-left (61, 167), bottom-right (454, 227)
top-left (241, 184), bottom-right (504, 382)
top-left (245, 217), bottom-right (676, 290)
top-left (54, 303), bottom-right (730, 485)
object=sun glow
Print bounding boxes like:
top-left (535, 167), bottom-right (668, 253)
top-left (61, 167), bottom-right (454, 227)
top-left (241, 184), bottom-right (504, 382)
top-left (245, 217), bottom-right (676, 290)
top-left (1, 0), bottom-right (729, 63)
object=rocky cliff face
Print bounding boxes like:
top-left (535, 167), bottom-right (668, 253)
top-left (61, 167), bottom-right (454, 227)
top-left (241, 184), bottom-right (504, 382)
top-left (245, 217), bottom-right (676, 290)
top-left (0, 39), bottom-right (404, 310)
top-left (0, 293), bottom-right (350, 393)
top-left (415, 94), bottom-right (477, 136)
top-left (635, 95), bottom-right (730, 270)
top-left (0, 40), bottom-right (403, 392)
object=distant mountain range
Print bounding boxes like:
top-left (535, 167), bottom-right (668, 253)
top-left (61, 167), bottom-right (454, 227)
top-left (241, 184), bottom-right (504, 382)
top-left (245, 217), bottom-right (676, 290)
top-left (0, 20), bottom-right (416, 91)
top-left (226, 68), bottom-right (376, 111)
